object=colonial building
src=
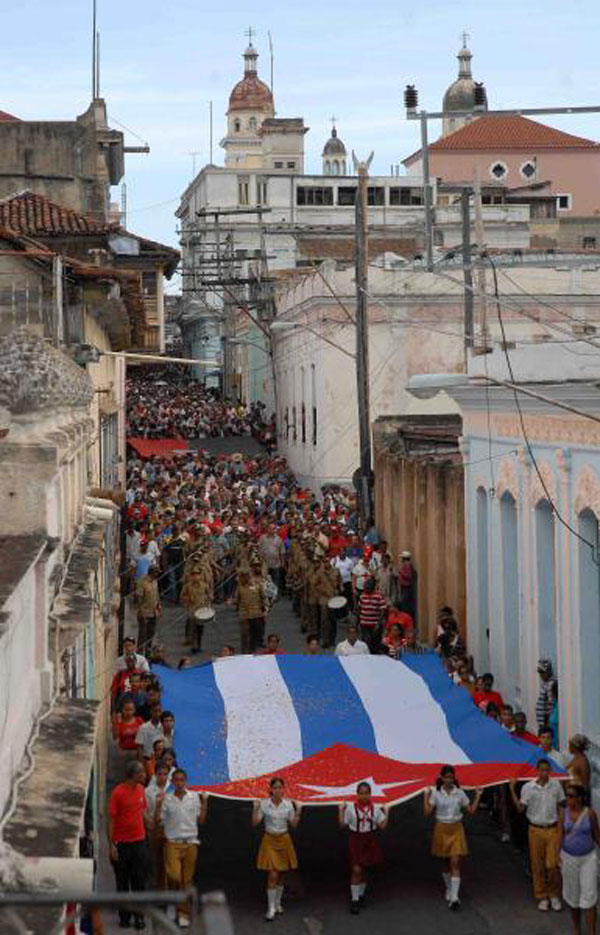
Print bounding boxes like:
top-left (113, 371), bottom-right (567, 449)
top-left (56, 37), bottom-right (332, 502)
top-left (430, 342), bottom-right (600, 782)
top-left (0, 99), bottom-right (125, 220)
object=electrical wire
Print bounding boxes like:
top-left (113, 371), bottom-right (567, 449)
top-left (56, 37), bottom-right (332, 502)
top-left (487, 256), bottom-right (599, 563)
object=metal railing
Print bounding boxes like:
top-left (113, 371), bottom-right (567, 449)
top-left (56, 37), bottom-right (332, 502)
top-left (0, 889), bottom-right (234, 935)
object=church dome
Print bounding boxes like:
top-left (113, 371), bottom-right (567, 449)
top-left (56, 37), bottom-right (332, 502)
top-left (442, 42), bottom-right (487, 113)
top-left (228, 43), bottom-right (274, 114)
top-left (322, 126), bottom-right (346, 156)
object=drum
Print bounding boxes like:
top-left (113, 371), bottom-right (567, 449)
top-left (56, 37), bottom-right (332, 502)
top-left (194, 607), bottom-right (216, 624)
top-left (328, 595), bottom-right (348, 621)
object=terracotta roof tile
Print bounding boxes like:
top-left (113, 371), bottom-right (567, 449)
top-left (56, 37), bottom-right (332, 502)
top-left (0, 109), bottom-right (20, 122)
top-left (0, 190), bottom-right (110, 235)
top-left (429, 115), bottom-right (600, 152)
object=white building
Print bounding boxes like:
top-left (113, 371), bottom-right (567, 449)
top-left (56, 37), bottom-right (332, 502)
top-left (429, 341), bottom-right (600, 781)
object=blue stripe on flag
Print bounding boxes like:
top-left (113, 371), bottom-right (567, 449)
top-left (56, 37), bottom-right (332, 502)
top-left (154, 663), bottom-right (229, 784)
top-left (276, 655), bottom-right (377, 758)
top-left (401, 653), bottom-right (544, 766)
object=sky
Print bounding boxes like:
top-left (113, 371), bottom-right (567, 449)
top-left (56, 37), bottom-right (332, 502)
top-left (3, 0), bottom-right (600, 272)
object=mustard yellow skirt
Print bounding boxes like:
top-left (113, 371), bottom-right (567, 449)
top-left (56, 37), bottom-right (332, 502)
top-left (431, 821), bottom-right (468, 858)
top-left (257, 832), bottom-right (298, 871)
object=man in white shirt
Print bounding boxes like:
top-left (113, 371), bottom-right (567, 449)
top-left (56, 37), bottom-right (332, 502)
top-left (136, 703), bottom-right (164, 761)
top-left (154, 769), bottom-right (207, 928)
top-left (510, 759), bottom-right (565, 912)
top-left (116, 637), bottom-right (150, 673)
top-left (336, 624), bottom-right (370, 656)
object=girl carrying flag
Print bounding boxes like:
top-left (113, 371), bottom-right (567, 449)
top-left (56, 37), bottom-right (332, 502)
top-left (338, 781), bottom-right (389, 914)
top-left (252, 777), bottom-right (302, 921)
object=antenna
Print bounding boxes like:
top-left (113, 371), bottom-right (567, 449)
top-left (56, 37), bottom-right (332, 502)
top-left (268, 31), bottom-right (274, 98)
top-left (209, 100), bottom-right (213, 165)
top-left (92, 0), bottom-right (97, 97)
top-left (189, 151), bottom-right (201, 178)
top-left (96, 30), bottom-right (100, 98)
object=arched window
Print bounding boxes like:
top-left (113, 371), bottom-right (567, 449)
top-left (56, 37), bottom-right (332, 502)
top-left (535, 499), bottom-right (556, 662)
top-left (332, 159), bottom-right (340, 175)
top-left (234, 119), bottom-right (241, 132)
top-left (476, 487), bottom-right (490, 670)
top-left (324, 160), bottom-right (331, 176)
top-left (249, 116), bottom-right (257, 132)
top-left (341, 159), bottom-right (347, 175)
top-left (578, 509), bottom-right (600, 734)
top-left (500, 492), bottom-right (520, 694)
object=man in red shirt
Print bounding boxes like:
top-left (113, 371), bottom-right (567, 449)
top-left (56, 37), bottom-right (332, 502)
top-left (472, 673), bottom-right (505, 713)
top-left (357, 578), bottom-right (388, 653)
top-left (513, 711), bottom-right (539, 745)
top-left (108, 760), bottom-right (149, 929)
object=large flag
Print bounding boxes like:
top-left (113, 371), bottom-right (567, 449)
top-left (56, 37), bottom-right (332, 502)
top-left (156, 653), bottom-right (559, 805)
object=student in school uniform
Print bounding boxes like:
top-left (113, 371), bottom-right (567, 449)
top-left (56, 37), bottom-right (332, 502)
top-left (252, 777), bottom-right (302, 921)
top-left (424, 765), bottom-right (483, 910)
top-left (338, 781), bottom-right (389, 915)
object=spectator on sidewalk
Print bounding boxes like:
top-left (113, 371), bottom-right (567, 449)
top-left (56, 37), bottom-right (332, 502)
top-left (357, 579), bottom-right (387, 653)
top-left (107, 760), bottom-right (149, 930)
top-left (536, 659), bottom-right (558, 733)
top-left (135, 566), bottom-right (161, 653)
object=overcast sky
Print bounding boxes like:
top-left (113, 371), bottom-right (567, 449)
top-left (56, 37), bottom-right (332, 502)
top-left (4, 0), bottom-right (600, 264)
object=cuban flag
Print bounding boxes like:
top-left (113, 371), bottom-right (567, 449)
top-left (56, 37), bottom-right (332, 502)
top-left (155, 653), bottom-right (561, 805)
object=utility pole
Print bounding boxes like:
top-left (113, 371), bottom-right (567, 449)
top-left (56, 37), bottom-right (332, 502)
top-left (472, 170), bottom-right (489, 347)
top-left (420, 112), bottom-right (434, 271)
top-left (353, 150), bottom-right (374, 530)
top-left (461, 189), bottom-right (474, 356)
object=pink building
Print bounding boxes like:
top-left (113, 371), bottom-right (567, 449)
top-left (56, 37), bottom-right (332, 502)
top-left (404, 114), bottom-right (600, 217)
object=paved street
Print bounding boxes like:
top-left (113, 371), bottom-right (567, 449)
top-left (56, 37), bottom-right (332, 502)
top-left (101, 595), bottom-right (572, 934)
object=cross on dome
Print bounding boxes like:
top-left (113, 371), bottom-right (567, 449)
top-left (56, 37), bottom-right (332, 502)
top-left (245, 26), bottom-right (255, 47)
top-left (461, 30), bottom-right (470, 50)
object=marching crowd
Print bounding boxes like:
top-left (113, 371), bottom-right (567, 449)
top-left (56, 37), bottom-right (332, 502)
top-left (107, 373), bottom-right (598, 932)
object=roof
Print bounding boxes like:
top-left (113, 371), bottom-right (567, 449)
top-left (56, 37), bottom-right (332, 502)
top-left (434, 115), bottom-right (599, 152)
top-left (228, 73), bottom-right (274, 113)
top-left (403, 114), bottom-right (600, 166)
top-left (0, 109), bottom-right (20, 122)
top-left (0, 190), bottom-right (110, 235)
top-left (323, 127), bottom-right (347, 157)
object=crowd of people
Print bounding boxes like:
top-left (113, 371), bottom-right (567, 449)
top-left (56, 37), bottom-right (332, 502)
top-left (108, 372), bottom-right (598, 932)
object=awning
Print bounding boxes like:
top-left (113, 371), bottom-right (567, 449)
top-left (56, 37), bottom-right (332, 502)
top-left (127, 437), bottom-right (189, 457)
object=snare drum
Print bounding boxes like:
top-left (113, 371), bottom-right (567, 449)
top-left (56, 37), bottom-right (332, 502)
top-left (194, 607), bottom-right (216, 625)
top-left (328, 595), bottom-right (348, 621)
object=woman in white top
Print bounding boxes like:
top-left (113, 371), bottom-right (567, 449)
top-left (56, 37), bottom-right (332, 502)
top-left (338, 781), bottom-right (388, 915)
top-left (252, 777), bottom-right (302, 921)
top-left (424, 765), bottom-right (482, 910)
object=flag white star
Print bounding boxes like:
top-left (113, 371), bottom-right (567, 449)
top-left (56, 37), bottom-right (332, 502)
top-left (298, 775), bottom-right (423, 800)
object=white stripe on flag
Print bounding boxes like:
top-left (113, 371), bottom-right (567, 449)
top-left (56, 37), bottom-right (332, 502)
top-left (339, 656), bottom-right (470, 764)
top-left (213, 655), bottom-right (303, 781)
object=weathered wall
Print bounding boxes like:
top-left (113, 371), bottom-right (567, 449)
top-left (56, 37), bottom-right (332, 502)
top-left (374, 437), bottom-right (466, 645)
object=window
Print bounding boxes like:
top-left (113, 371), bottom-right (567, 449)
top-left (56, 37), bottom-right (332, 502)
top-left (578, 510), bottom-right (600, 738)
top-left (234, 119), bottom-right (241, 132)
top-left (284, 407), bottom-right (290, 440)
top-left (367, 186), bottom-right (385, 206)
top-left (292, 406), bottom-right (297, 442)
top-left (142, 272), bottom-right (156, 296)
top-left (500, 493), bottom-right (520, 698)
top-left (287, 161), bottom-right (296, 169)
top-left (257, 177), bottom-right (268, 206)
top-left (481, 194), bottom-right (504, 205)
top-left (237, 176), bottom-right (250, 206)
top-left (389, 187), bottom-right (423, 206)
top-left (311, 364), bottom-right (317, 446)
top-left (296, 186), bottom-right (334, 206)
top-left (332, 160), bottom-right (340, 176)
top-left (520, 160), bottom-right (536, 179)
top-left (324, 161), bottom-right (331, 176)
top-left (338, 186), bottom-right (356, 206)
top-left (248, 116), bottom-right (257, 132)
top-left (489, 161), bottom-right (508, 180)
top-left (535, 499), bottom-right (557, 663)
top-left (583, 236), bottom-right (597, 249)
top-left (556, 193), bottom-right (572, 211)
top-left (301, 403), bottom-right (306, 443)
top-left (274, 161), bottom-right (284, 169)
top-left (476, 487), bottom-right (490, 671)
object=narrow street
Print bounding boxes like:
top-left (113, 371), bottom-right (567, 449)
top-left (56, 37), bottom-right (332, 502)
top-left (100, 593), bottom-right (570, 935)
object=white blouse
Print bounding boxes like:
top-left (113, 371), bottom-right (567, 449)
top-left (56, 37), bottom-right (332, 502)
top-left (260, 798), bottom-right (295, 834)
top-left (429, 786), bottom-right (470, 823)
top-left (343, 803), bottom-right (385, 833)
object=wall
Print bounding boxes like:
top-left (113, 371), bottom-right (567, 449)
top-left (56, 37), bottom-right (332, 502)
top-left (373, 424), bottom-right (466, 644)
top-left (426, 149), bottom-right (600, 216)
